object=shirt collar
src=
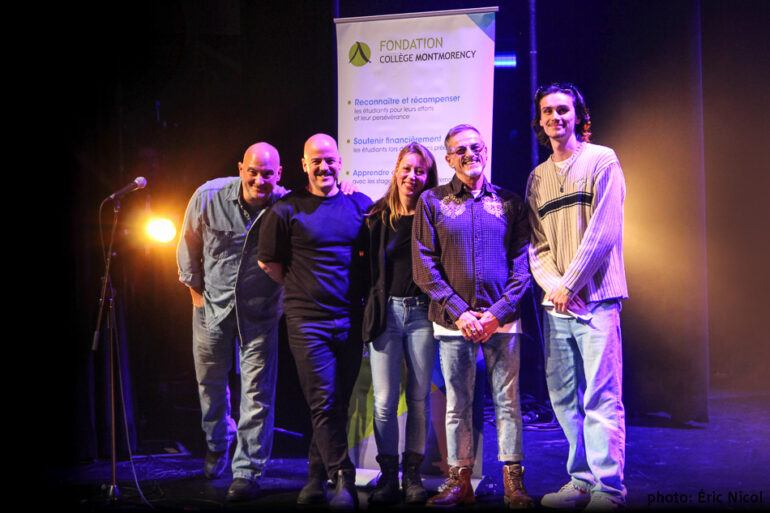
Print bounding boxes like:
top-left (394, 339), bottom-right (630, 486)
top-left (228, 178), bottom-right (242, 203)
top-left (231, 177), bottom-right (282, 211)
top-left (449, 174), bottom-right (497, 198)
top-left (549, 141), bottom-right (586, 168)
top-left (232, 178), bottom-right (262, 219)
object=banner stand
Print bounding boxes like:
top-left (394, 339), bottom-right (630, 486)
top-left (336, 6), bottom-right (498, 483)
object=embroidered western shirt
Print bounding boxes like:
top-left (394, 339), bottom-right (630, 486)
top-left (411, 175), bottom-right (531, 330)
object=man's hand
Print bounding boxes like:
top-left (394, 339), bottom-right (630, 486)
top-left (189, 287), bottom-right (204, 308)
top-left (476, 311), bottom-right (500, 343)
top-left (338, 180), bottom-right (359, 195)
top-left (548, 286), bottom-right (573, 313)
top-left (455, 310), bottom-right (485, 342)
top-left (568, 294), bottom-right (587, 311)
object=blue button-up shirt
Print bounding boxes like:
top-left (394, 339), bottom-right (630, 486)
top-left (177, 177), bottom-right (284, 332)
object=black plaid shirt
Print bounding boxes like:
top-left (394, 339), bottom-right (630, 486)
top-left (411, 175), bottom-right (531, 329)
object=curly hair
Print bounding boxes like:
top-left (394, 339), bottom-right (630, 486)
top-left (532, 83), bottom-right (592, 147)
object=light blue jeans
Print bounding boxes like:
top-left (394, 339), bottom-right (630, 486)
top-left (543, 300), bottom-right (626, 499)
top-left (368, 296), bottom-right (437, 456)
top-left (438, 333), bottom-right (523, 466)
top-left (192, 306), bottom-right (278, 481)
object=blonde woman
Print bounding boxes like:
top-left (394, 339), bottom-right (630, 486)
top-left (362, 142), bottom-right (439, 505)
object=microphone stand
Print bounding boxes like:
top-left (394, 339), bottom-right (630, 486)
top-left (91, 198), bottom-right (122, 501)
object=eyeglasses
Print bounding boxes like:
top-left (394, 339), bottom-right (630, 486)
top-left (449, 143), bottom-right (486, 156)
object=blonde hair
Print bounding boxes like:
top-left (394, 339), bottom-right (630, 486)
top-left (368, 142), bottom-right (438, 230)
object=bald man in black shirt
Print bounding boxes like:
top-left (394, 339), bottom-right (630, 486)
top-left (258, 134), bottom-right (372, 509)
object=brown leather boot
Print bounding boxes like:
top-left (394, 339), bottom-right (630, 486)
top-left (426, 466), bottom-right (474, 507)
top-left (502, 464), bottom-right (533, 508)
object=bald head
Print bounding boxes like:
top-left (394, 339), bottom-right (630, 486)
top-left (302, 133), bottom-right (342, 197)
top-left (244, 142), bottom-right (281, 169)
top-left (238, 142), bottom-right (282, 207)
top-left (303, 133), bottom-right (338, 158)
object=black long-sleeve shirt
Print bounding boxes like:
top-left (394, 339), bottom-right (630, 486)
top-left (257, 188), bottom-right (372, 320)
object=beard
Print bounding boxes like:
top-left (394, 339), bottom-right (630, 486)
top-left (458, 156), bottom-right (484, 179)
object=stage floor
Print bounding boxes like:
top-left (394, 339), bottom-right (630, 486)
top-left (46, 391), bottom-right (769, 510)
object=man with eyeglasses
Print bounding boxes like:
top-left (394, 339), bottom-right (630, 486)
top-left (526, 83), bottom-right (628, 510)
top-left (412, 124), bottom-right (533, 508)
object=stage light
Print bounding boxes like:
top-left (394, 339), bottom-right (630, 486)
top-left (146, 218), bottom-right (177, 243)
top-left (494, 52), bottom-right (517, 68)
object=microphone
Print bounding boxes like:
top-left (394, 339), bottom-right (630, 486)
top-left (107, 177), bottom-right (147, 200)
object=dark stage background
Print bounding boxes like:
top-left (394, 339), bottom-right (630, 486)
top-left (47, 0), bottom-right (768, 473)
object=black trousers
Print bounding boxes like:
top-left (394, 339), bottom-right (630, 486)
top-left (285, 315), bottom-right (363, 481)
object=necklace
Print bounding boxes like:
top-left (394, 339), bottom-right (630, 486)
top-left (551, 143), bottom-right (582, 193)
top-left (553, 160), bottom-right (570, 193)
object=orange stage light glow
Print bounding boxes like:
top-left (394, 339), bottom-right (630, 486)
top-left (146, 218), bottom-right (177, 243)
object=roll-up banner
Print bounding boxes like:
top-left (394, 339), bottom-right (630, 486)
top-left (335, 8), bottom-right (497, 483)
top-left (335, 7), bottom-right (497, 201)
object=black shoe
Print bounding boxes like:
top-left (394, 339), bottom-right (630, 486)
top-left (204, 448), bottom-right (228, 480)
top-left (330, 469), bottom-right (358, 510)
top-left (368, 454), bottom-right (400, 505)
top-left (402, 451), bottom-right (427, 504)
top-left (297, 476), bottom-right (328, 505)
top-left (225, 478), bottom-right (260, 502)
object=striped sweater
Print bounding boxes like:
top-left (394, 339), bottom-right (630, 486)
top-left (525, 142), bottom-right (628, 302)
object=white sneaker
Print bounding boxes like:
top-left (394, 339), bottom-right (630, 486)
top-left (541, 482), bottom-right (591, 508)
top-left (584, 493), bottom-right (624, 510)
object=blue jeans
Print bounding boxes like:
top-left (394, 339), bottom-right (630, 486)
top-left (543, 300), bottom-right (626, 499)
top-left (192, 306), bottom-right (278, 481)
top-left (438, 333), bottom-right (523, 467)
top-left (368, 296), bottom-right (437, 456)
